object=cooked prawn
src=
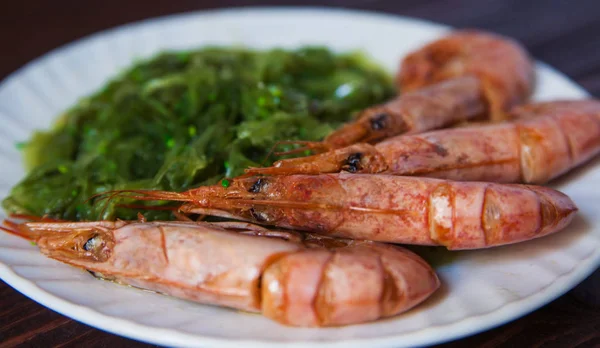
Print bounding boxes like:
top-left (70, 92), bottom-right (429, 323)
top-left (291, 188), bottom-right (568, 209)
top-left (246, 100), bottom-right (600, 184)
top-left (95, 174), bottom-right (578, 250)
top-left (2, 219), bottom-right (439, 327)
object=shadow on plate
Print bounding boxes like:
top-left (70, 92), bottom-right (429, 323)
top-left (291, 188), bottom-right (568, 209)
top-left (413, 273), bottom-right (451, 311)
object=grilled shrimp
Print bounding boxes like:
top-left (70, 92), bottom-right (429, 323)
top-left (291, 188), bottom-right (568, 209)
top-left (2, 219), bottom-right (439, 327)
top-left (289, 30), bottom-right (534, 153)
top-left (398, 29), bottom-right (534, 122)
top-left (246, 100), bottom-right (600, 184)
top-left (104, 174), bottom-right (578, 250)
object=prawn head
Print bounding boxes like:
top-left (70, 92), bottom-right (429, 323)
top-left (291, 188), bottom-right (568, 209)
top-left (245, 143), bottom-right (388, 176)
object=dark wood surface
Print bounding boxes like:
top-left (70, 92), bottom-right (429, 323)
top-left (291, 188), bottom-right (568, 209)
top-left (1, 1), bottom-right (599, 347)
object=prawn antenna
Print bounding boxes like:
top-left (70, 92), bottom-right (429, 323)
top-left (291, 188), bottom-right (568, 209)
top-left (87, 190), bottom-right (193, 219)
top-left (272, 140), bottom-right (330, 157)
top-left (260, 141), bottom-right (284, 167)
top-left (250, 140), bottom-right (329, 175)
top-left (244, 166), bottom-right (295, 176)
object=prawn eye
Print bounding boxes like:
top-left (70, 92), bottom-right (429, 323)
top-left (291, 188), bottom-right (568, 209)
top-left (83, 234), bottom-right (100, 251)
top-left (370, 113), bottom-right (388, 130)
top-left (80, 231), bottom-right (113, 262)
top-left (248, 178), bottom-right (266, 193)
top-left (343, 153), bottom-right (363, 173)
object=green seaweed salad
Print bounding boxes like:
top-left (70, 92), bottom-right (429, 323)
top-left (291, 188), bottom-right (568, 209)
top-left (3, 47), bottom-right (395, 221)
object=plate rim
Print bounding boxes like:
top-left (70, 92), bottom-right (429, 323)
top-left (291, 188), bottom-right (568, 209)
top-left (1, 6), bottom-right (599, 348)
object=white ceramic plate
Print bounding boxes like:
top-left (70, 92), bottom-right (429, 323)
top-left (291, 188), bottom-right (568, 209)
top-left (0, 7), bottom-right (598, 348)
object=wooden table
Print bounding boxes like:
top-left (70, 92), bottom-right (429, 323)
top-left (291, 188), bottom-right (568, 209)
top-left (1, 1), bottom-right (599, 347)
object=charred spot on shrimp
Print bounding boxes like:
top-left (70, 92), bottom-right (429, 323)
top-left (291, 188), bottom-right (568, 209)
top-left (248, 178), bottom-right (267, 193)
top-left (370, 113), bottom-right (389, 131)
top-left (343, 153), bottom-right (363, 173)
